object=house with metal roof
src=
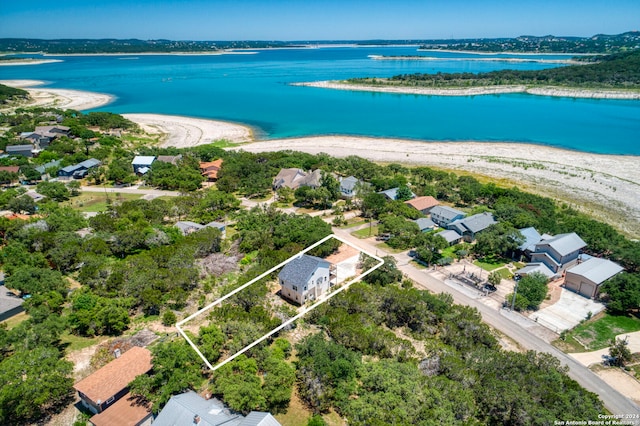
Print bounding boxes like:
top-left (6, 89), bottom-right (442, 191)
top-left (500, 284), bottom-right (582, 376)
top-left (565, 258), bottom-right (624, 299)
top-left (35, 159), bottom-right (62, 177)
top-left (0, 284), bottom-right (24, 322)
top-left (430, 205), bottom-right (465, 227)
top-left (131, 156), bottom-right (156, 175)
top-left (515, 263), bottom-right (556, 280)
top-left (529, 232), bottom-right (587, 273)
top-left (446, 212), bottom-right (496, 242)
top-left (6, 144), bottom-right (34, 157)
top-left (339, 176), bottom-right (359, 198)
top-left (175, 221), bottom-right (226, 237)
top-left (58, 158), bottom-right (101, 178)
top-left (436, 229), bottom-right (463, 245)
top-left (74, 346), bottom-right (152, 415)
top-left (415, 217), bottom-right (437, 233)
top-left (154, 391), bottom-right (281, 426)
top-left (517, 227), bottom-right (543, 258)
top-left (279, 255), bottom-right (332, 305)
top-left (405, 196), bottom-right (440, 214)
top-left (378, 187), bottom-right (416, 201)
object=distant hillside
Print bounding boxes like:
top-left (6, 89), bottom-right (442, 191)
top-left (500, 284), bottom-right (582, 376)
top-left (0, 84), bottom-right (28, 104)
top-left (0, 38), bottom-right (300, 54)
top-left (419, 31), bottom-right (640, 54)
top-left (348, 50), bottom-right (640, 89)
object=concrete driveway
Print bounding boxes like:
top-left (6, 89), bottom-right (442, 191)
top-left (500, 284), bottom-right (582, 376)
top-left (531, 289), bottom-right (605, 332)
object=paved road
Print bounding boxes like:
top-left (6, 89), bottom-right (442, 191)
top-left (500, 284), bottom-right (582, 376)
top-left (332, 227), bottom-right (640, 418)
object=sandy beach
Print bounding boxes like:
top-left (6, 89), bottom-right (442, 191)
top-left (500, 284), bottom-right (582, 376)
top-left (0, 79), bottom-right (113, 111)
top-left (0, 59), bottom-right (63, 66)
top-left (294, 81), bottom-right (640, 100)
top-left (123, 114), bottom-right (253, 147)
top-left (3, 81), bottom-right (638, 236)
top-left (240, 137), bottom-right (640, 237)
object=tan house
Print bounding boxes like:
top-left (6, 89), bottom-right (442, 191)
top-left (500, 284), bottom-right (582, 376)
top-left (74, 346), bottom-right (152, 415)
top-left (564, 257), bottom-right (624, 299)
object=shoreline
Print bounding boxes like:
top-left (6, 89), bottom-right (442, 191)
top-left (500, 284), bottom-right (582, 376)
top-left (1, 81), bottom-right (638, 236)
top-left (293, 80), bottom-right (640, 100)
top-left (0, 79), bottom-right (113, 111)
top-left (0, 59), bottom-right (63, 66)
top-left (369, 55), bottom-right (582, 65)
top-left (418, 49), bottom-right (598, 56)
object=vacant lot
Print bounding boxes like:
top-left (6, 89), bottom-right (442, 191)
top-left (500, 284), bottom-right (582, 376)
top-left (561, 313), bottom-right (640, 352)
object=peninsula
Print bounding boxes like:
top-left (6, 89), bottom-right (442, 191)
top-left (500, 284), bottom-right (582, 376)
top-left (297, 50), bottom-right (640, 100)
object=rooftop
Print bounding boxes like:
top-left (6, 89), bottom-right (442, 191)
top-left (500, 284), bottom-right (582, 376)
top-left (414, 217), bottom-right (436, 231)
top-left (518, 227), bottom-right (542, 251)
top-left (405, 196), bottom-right (439, 211)
top-left (0, 285), bottom-right (24, 316)
top-left (89, 392), bottom-right (151, 426)
top-left (448, 212), bottom-right (496, 234)
top-left (279, 254), bottom-right (330, 285)
top-left (131, 156), bottom-right (156, 166)
top-left (567, 258), bottom-right (624, 284)
top-left (536, 232), bottom-right (587, 256)
top-left (436, 229), bottom-right (462, 244)
top-left (430, 205), bottom-right (465, 220)
top-left (340, 176), bottom-right (359, 191)
top-left (74, 346), bottom-right (152, 404)
top-left (517, 263), bottom-right (556, 279)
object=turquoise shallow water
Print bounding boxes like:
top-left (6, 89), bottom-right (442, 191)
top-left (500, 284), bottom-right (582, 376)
top-left (2, 47), bottom-right (639, 155)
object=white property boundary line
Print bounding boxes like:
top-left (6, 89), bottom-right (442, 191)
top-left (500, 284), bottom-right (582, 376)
top-left (176, 234), bottom-right (384, 371)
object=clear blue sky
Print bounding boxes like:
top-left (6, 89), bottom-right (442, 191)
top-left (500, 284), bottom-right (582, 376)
top-left (1, 0), bottom-right (638, 40)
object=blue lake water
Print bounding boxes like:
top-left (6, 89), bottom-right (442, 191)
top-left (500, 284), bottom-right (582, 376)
top-left (2, 46), bottom-right (639, 155)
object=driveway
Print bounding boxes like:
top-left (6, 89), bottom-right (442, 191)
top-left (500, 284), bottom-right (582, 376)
top-left (531, 289), bottom-right (606, 332)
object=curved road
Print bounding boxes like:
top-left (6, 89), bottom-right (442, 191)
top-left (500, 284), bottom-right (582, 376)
top-left (333, 227), bottom-right (640, 419)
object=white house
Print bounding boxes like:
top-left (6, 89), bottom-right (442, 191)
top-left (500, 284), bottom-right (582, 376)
top-left (279, 255), bottom-right (332, 305)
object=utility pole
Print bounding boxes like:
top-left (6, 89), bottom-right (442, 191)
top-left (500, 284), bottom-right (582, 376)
top-left (510, 279), bottom-right (519, 311)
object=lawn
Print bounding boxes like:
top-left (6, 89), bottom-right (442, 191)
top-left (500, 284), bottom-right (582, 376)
top-left (565, 313), bottom-right (640, 351)
top-left (496, 267), bottom-right (513, 280)
top-left (352, 225), bottom-right (379, 239)
top-left (64, 192), bottom-right (143, 212)
top-left (0, 311), bottom-right (29, 329)
top-left (474, 258), bottom-right (509, 271)
top-left (61, 332), bottom-right (108, 352)
top-left (338, 217), bottom-right (368, 229)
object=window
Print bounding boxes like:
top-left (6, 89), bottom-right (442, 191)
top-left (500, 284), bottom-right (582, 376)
top-left (106, 396), bottom-right (115, 405)
top-left (292, 285), bottom-right (298, 291)
top-left (304, 286), bottom-right (307, 291)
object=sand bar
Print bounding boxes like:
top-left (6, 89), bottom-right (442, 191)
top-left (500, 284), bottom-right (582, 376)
top-left (0, 59), bottom-right (63, 66)
top-left (0, 79), bottom-right (113, 111)
top-left (240, 136), bottom-right (640, 237)
top-left (123, 113), bottom-right (253, 147)
top-left (294, 81), bottom-right (640, 99)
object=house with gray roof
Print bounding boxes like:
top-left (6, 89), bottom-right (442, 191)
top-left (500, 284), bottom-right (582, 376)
top-left (154, 391), bottom-right (280, 426)
top-left (339, 176), bottom-right (359, 198)
top-left (565, 258), bottom-right (624, 299)
top-left (436, 229), bottom-right (462, 245)
top-left (175, 221), bottom-right (226, 237)
top-left (132, 156), bottom-right (156, 175)
top-left (0, 285), bottom-right (24, 322)
top-left (516, 263), bottom-right (556, 280)
top-left (530, 232), bottom-right (587, 273)
top-left (517, 227), bottom-right (543, 258)
top-left (279, 255), bottom-right (332, 305)
top-left (58, 158), bottom-right (101, 178)
top-left (447, 212), bottom-right (496, 242)
top-left (430, 205), bottom-right (465, 227)
top-left (378, 187), bottom-right (416, 201)
top-left (6, 144), bottom-right (34, 157)
top-left (273, 168), bottom-right (323, 191)
top-left (415, 218), bottom-right (437, 233)
top-left (35, 159), bottom-right (62, 178)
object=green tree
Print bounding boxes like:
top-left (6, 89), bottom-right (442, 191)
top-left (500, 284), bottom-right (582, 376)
top-left (395, 185), bottom-right (413, 202)
top-left (36, 181), bottom-right (70, 202)
top-left (488, 271), bottom-right (502, 286)
top-left (609, 337), bottom-right (632, 367)
top-left (361, 255), bottom-right (402, 286)
top-left (6, 195), bottom-right (36, 214)
top-left (600, 273), bottom-right (640, 314)
top-left (510, 272), bottom-right (548, 311)
top-left (213, 355), bottom-right (265, 414)
top-left (5, 266), bottom-right (67, 296)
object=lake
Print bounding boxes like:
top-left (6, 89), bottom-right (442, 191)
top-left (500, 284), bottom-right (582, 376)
top-left (2, 46), bottom-right (639, 155)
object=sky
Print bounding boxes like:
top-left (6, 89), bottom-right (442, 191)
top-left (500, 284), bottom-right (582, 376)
top-left (1, 0), bottom-right (638, 41)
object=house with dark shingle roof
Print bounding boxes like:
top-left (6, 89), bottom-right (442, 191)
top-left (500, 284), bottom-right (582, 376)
top-left (88, 392), bottom-right (152, 426)
top-left (74, 346), bottom-right (152, 415)
top-left (154, 391), bottom-right (281, 426)
top-left (58, 158), bottom-right (101, 178)
top-left (279, 255), bottom-right (332, 305)
top-left (447, 212), bottom-right (497, 242)
top-left (565, 257), bottom-right (624, 299)
top-left (529, 232), bottom-right (587, 273)
top-left (6, 144), bottom-right (34, 157)
top-left (430, 205), bottom-right (465, 227)
top-left (405, 196), bottom-right (440, 214)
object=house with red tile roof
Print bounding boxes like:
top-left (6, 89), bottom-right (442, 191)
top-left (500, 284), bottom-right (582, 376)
top-left (200, 159), bottom-right (223, 181)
